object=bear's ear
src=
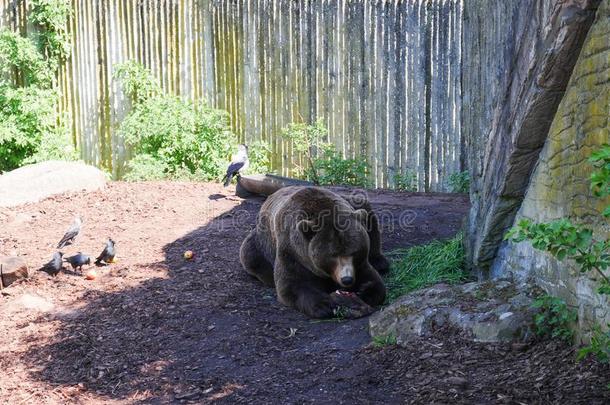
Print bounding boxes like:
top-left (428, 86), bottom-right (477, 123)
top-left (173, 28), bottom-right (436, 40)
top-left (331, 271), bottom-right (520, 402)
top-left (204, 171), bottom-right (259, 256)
top-left (297, 219), bottom-right (316, 240)
top-left (354, 209), bottom-right (368, 226)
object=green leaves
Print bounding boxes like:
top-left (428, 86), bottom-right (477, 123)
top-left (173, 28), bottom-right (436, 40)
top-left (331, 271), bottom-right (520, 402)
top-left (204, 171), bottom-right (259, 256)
top-left (280, 118), bottom-right (328, 155)
top-left (394, 170), bottom-right (418, 191)
top-left (0, 85), bottom-right (61, 171)
top-left (506, 219), bottom-right (586, 257)
top-left (0, 3), bottom-right (74, 172)
top-left (505, 218), bottom-right (609, 278)
top-left (577, 324), bottom-right (610, 363)
top-left (115, 62), bottom-right (236, 181)
top-left (281, 120), bottom-right (371, 187)
top-left (30, 0), bottom-right (72, 64)
top-left (0, 30), bottom-right (53, 87)
top-left (531, 295), bottom-right (577, 342)
top-left (598, 280), bottom-right (610, 295)
top-left (307, 146), bottom-right (371, 188)
top-left (247, 140), bottom-right (273, 175)
top-left (589, 144), bottom-right (610, 206)
top-left (113, 61), bottom-right (162, 105)
top-left (447, 170), bottom-right (470, 193)
top-left (123, 154), bottom-right (169, 181)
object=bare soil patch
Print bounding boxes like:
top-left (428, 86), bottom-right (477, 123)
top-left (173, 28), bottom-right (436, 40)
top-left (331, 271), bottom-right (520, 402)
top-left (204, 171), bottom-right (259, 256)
top-left (0, 182), bottom-right (607, 404)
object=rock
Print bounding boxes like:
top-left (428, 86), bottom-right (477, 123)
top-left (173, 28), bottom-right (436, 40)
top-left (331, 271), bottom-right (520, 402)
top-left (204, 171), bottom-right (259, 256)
top-left (0, 256), bottom-right (28, 287)
top-left (0, 161), bottom-right (107, 208)
top-left (369, 281), bottom-right (538, 344)
top-left (14, 294), bottom-right (54, 312)
top-left (462, 0), bottom-right (602, 276)
top-left (445, 376), bottom-right (469, 389)
top-left (465, 0), bottom-right (610, 336)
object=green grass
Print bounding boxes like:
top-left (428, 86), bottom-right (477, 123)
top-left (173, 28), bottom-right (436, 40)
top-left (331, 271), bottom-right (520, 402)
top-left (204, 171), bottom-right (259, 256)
top-left (372, 333), bottom-right (397, 347)
top-left (385, 233), bottom-right (469, 302)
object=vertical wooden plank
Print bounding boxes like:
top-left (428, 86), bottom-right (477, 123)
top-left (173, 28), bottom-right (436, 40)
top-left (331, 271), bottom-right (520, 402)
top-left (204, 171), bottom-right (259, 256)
top-left (385, 0), bottom-right (397, 187)
top-left (430, 0), bottom-right (439, 190)
top-left (361, 0), bottom-right (374, 185)
top-left (418, 2), bottom-right (432, 191)
top-left (202, 0), bottom-right (215, 104)
top-left (379, 0), bottom-right (389, 186)
top-left (394, 0), bottom-right (406, 187)
top-left (456, 0), bottom-right (464, 173)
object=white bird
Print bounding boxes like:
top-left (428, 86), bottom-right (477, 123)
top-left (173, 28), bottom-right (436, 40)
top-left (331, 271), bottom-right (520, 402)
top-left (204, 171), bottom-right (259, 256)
top-left (222, 144), bottom-right (249, 187)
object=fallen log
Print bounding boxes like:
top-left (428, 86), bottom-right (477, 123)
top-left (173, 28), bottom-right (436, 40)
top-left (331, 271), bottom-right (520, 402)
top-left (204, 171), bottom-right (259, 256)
top-left (236, 174), bottom-right (315, 197)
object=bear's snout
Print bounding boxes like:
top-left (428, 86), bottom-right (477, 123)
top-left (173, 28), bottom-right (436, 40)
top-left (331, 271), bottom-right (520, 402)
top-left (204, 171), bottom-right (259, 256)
top-left (333, 256), bottom-right (355, 287)
top-left (340, 276), bottom-right (354, 287)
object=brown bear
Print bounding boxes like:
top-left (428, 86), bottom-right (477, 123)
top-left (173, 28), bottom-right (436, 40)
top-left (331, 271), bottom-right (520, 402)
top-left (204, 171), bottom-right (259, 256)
top-left (240, 186), bottom-right (389, 319)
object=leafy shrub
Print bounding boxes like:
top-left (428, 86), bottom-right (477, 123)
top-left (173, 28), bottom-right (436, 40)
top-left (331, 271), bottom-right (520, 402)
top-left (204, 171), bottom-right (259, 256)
top-left (0, 30), bottom-right (53, 87)
top-left (281, 119), bottom-right (328, 155)
top-left (24, 124), bottom-right (78, 164)
top-left (281, 119), bottom-right (328, 184)
top-left (307, 146), bottom-right (370, 187)
top-left (507, 218), bottom-right (610, 293)
top-left (0, 86), bottom-right (76, 171)
top-left (394, 170), bottom-right (418, 191)
top-left (113, 60), bottom-right (161, 104)
top-left (447, 170), bottom-right (470, 193)
top-left (247, 139), bottom-right (273, 174)
top-left (532, 295), bottom-right (577, 341)
top-left (30, 0), bottom-right (72, 64)
top-left (123, 154), bottom-right (168, 181)
top-left (0, 3), bottom-right (75, 172)
top-left (281, 120), bottom-right (371, 187)
top-left (385, 233), bottom-right (468, 302)
top-left (114, 62), bottom-right (236, 181)
top-left (577, 325), bottom-right (610, 363)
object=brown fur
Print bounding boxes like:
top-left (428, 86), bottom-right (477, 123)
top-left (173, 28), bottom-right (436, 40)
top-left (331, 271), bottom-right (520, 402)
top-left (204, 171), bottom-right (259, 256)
top-left (240, 186), bottom-right (388, 318)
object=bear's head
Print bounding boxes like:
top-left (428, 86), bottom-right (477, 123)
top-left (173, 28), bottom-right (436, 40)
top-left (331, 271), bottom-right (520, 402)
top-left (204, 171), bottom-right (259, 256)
top-left (296, 208), bottom-right (370, 288)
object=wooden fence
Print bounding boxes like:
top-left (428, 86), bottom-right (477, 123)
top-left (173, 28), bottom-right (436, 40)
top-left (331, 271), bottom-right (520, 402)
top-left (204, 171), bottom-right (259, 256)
top-left (0, 0), bottom-right (463, 190)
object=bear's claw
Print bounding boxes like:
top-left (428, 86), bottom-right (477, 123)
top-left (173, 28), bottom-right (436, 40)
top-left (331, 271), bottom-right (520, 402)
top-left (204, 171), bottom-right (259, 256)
top-left (330, 290), bottom-right (375, 319)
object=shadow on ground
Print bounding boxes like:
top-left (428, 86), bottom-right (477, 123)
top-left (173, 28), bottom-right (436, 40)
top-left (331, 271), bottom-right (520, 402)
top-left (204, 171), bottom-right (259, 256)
top-left (22, 190), bottom-right (469, 403)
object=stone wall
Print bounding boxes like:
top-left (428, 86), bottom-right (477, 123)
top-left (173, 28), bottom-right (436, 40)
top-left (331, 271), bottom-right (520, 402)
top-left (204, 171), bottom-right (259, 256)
top-left (493, 0), bottom-right (610, 337)
top-left (462, 0), bottom-right (602, 277)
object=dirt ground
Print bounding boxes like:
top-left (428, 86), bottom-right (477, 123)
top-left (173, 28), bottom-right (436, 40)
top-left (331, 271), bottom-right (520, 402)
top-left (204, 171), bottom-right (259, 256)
top-left (0, 182), bottom-right (608, 404)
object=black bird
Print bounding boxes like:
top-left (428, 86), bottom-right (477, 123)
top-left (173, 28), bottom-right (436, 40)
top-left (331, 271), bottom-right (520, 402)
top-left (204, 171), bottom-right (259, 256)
top-left (64, 252), bottom-right (91, 272)
top-left (95, 238), bottom-right (116, 265)
top-left (222, 144), bottom-right (249, 187)
top-left (57, 216), bottom-right (82, 249)
top-left (42, 252), bottom-right (64, 277)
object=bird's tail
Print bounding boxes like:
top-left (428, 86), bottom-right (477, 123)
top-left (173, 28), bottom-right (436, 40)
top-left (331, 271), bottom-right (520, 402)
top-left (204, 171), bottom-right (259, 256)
top-left (223, 174), bottom-right (233, 187)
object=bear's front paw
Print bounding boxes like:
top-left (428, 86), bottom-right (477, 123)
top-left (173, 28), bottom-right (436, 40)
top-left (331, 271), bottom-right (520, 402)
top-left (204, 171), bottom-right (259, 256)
top-left (307, 299), bottom-right (336, 319)
top-left (330, 290), bottom-right (374, 319)
top-left (356, 281), bottom-right (386, 307)
top-left (370, 255), bottom-right (390, 274)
